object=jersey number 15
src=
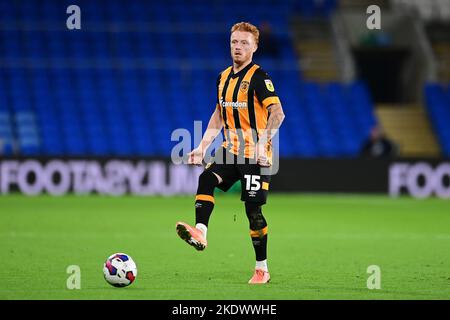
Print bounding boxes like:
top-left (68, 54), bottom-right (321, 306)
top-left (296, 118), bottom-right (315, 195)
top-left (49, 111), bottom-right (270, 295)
top-left (244, 175), bottom-right (261, 191)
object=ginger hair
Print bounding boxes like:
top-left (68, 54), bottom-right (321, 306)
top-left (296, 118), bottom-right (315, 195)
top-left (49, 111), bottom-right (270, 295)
top-left (231, 22), bottom-right (259, 45)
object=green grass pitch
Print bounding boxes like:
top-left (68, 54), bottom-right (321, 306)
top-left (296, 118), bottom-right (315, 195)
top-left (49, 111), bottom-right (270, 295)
top-left (1, 194), bottom-right (449, 300)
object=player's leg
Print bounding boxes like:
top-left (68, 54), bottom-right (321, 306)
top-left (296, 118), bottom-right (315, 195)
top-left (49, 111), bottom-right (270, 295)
top-left (194, 170), bottom-right (222, 236)
top-left (176, 170), bottom-right (221, 251)
top-left (239, 164), bottom-right (271, 283)
top-left (245, 201), bottom-right (270, 284)
top-left (176, 157), bottom-right (239, 251)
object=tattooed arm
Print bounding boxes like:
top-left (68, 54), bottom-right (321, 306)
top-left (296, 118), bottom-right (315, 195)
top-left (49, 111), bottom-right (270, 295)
top-left (256, 103), bottom-right (285, 167)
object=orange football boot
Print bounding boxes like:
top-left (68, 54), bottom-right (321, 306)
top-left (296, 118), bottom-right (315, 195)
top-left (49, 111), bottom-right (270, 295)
top-left (176, 221), bottom-right (207, 251)
top-left (248, 269), bottom-right (271, 284)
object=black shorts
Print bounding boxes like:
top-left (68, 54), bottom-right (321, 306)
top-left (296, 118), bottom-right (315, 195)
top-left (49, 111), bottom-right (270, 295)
top-left (205, 148), bottom-right (271, 204)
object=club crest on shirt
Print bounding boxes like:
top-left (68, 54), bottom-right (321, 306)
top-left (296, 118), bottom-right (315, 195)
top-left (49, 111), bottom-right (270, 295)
top-left (264, 79), bottom-right (275, 92)
top-left (239, 81), bottom-right (250, 93)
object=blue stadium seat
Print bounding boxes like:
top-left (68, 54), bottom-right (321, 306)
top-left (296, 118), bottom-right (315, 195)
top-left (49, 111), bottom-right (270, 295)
top-left (424, 83), bottom-right (450, 156)
top-left (1, 139), bottom-right (14, 155)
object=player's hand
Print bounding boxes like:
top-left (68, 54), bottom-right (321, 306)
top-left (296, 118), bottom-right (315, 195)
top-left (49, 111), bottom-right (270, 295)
top-left (187, 147), bottom-right (204, 166)
top-left (256, 143), bottom-right (271, 167)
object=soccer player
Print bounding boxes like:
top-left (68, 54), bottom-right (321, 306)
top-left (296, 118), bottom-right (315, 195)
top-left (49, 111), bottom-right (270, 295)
top-left (176, 22), bottom-right (285, 284)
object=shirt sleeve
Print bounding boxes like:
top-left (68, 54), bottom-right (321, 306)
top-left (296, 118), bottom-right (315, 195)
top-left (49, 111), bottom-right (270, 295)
top-left (253, 68), bottom-right (281, 109)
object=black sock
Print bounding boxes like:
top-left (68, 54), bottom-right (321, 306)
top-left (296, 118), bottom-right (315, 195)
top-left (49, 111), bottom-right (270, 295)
top-left (246, 202), bottom-right (268, 262)
top-left (195, 200), bottom-right (214, 227)
top-left (251, 234), bottom-right (268, 261)
top-left (194, 170), bottom-right (219, 227)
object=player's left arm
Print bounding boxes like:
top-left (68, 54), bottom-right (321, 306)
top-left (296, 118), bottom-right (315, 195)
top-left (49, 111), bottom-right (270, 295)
top-left (260, 103), bottom-right (285, 142)
top-left (253, 69), bottom-right (285, 166)
top-left (257, 103), bottom-right (285, 166)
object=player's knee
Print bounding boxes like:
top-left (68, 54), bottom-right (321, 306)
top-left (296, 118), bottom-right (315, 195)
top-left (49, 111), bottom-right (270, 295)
top-left (245, 202), bottom-right (267, 232)
top-left (197, 170), bottom-right (220, 195)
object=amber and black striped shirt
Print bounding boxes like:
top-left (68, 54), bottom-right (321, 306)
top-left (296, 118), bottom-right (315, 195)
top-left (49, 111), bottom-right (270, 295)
top-left (216, 62), bottom-right (281, 159)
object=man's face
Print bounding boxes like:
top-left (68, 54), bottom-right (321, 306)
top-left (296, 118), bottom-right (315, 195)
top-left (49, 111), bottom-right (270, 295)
top-left (230, 31), bottom-right (257, 65)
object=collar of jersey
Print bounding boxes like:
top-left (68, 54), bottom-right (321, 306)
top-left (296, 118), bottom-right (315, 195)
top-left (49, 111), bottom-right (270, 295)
top-left (231, 61), bottom-right (255, 79)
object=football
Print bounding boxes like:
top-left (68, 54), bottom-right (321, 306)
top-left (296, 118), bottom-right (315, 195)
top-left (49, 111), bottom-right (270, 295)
top-left (103, 253), bottom-right (137, 287)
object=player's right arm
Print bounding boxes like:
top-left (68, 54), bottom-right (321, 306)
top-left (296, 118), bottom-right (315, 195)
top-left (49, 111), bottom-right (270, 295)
top-left (187, 107), bottom-right (223, 165)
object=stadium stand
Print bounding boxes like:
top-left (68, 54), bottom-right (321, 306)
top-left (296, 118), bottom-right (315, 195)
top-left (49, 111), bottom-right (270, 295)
top-left (425, 83), bottom-right (450, 157)
top-left (0, 0), bottom-right (378, 158)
